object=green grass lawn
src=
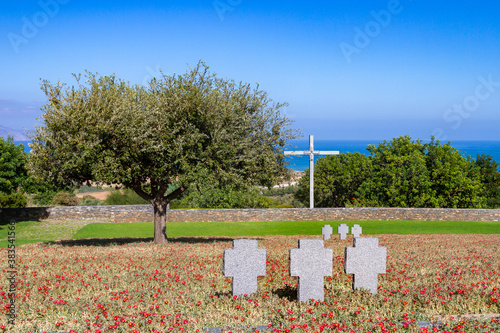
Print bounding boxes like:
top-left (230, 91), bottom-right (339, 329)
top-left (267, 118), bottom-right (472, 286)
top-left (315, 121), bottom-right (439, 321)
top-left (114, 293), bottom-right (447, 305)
top-left (0, 220), bottom-right (88, 247)
top-left (0, 221), bottom-right (39, 247)
top-left (72, 220), bottom-right (500, 240)
top-left (2, 220), bottom-right (499, 247)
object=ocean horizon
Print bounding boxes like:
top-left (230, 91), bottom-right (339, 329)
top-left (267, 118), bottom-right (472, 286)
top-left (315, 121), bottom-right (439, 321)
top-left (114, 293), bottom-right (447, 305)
top-left (285, 139), bottom-right (500, 171)
top-left (13, 139), bottom-right (500, 172)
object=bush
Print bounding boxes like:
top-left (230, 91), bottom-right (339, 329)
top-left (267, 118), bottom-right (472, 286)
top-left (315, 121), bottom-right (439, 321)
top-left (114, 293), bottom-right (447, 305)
top-left (0, 191), bottom-right (28, 208)
top-left (257, 195), bottom-right (278, 208)
top-left (273, 204), bottom-right (294, 208)
top-left (261, 186), bottom-right (298, 197)
top-left (172, 183), bottom-right (272, 209)
top-left (50, 192), bottom-right (79, 206)
top-left (30, 190), bottom-right (58, 206)
top-left (475, 154), bottom-right (500, 208)
top-left (76, 185), bottom-right (108, 193)
top-left (295, 135), bottom-right (489, 208)
top-left (0, 136), bottom-right (27, 195)
top-left (103, 189), bottom-right (149, 205)
top-left (79, 195), bottom-right (102, 206)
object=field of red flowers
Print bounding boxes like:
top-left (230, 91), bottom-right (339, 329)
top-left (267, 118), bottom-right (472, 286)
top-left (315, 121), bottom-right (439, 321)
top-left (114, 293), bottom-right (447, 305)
top-left (1, 234), bottom-right (499, 332)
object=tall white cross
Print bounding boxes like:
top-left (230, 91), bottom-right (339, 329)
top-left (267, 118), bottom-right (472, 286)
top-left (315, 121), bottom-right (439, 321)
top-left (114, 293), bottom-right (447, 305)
top-left (284, 135), bottom-right (339, 208)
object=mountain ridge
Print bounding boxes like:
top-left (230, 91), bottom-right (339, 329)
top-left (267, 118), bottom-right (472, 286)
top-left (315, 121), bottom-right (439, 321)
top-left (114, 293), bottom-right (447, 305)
top-left (0, 125), bottom-right (30, 141)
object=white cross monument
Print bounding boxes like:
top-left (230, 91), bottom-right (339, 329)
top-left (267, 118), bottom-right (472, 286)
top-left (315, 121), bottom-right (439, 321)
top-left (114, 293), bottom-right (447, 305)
top-left (284, 135), bottom-right (339, 208)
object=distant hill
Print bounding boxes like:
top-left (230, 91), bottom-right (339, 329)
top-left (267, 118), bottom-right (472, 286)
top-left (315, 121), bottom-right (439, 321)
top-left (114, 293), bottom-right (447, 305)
top-left (0, 125), bottom-right (30, 141)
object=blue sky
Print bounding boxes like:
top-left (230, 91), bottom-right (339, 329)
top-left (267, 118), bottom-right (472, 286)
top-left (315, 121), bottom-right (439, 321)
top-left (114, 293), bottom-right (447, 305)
top-left (1, 0), bottom-right (499, 140)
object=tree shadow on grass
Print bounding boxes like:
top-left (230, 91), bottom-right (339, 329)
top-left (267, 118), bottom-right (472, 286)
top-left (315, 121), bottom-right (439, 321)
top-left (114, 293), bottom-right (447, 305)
top-left (42, 236), bottom-right (254, 247)
top-left (43, 237), bottom-right (154, 247)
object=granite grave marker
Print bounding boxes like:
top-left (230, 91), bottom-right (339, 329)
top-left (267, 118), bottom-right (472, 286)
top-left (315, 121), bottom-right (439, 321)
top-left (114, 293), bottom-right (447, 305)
top-left (351, 224), bottom-right (362, 238)
top-left (223, 239), bottom-right (267, 296)
top-left (289, 239), bottom-right (333, 302)
top-left (338, 223), bottom-right (349, 240)
top-left (344, 237), bottom-right (386, 294)
top-left (322, 224), bottom-right (333, 241)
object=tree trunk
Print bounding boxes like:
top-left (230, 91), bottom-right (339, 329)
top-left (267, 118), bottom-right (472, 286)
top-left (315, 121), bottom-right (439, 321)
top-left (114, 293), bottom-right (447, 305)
top-left (152, 198), bottom-right (168, 244)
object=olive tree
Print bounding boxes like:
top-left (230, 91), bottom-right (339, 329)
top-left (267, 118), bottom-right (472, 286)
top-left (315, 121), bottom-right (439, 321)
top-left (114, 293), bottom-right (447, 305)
top-left (29, 62), bottom-right (297, 244)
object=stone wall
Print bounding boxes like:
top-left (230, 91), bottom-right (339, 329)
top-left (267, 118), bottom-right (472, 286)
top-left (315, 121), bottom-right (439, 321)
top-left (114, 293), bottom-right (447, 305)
top-left (1, 205), bottom-right (499, 223)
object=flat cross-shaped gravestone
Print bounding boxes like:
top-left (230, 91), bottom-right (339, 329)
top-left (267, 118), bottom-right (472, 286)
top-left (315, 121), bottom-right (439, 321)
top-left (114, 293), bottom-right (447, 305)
top-left (338, 223), bottom-right (349, 240)
top-left (351, 224), bottom-right (362, 238)
top-left (322, 224), bottom-right (333, 241)
top-left (289, 239), bottom-right (333, 302)
top-left (223, 239), bottom-right (267, 296)
top-left (344, 237), bottom-right (387, 294)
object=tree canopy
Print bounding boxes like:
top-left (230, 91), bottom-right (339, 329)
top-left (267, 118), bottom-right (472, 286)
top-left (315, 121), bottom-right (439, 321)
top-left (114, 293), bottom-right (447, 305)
top-left (0, 136), bottom-right (29, 208)
top-left (295, 135), bottom-right (496, 208)
top-left (29, 62), bottom-right (297, 243)
top-left (0, 136), bottom-right (27, 195)
top-left (475, 153), bottom-right (500, 208)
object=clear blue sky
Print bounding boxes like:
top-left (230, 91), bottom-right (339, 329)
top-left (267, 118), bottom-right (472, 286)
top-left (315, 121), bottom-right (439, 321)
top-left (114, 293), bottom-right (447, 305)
top-left (1, 0), bottom-right (499, 140)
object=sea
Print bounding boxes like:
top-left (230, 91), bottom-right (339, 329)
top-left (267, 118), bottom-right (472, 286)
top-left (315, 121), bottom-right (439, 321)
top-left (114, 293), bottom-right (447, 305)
top-left (14, 139), bottom-right (500, 172)
top-left (284, 139), bottom-right (500, 171)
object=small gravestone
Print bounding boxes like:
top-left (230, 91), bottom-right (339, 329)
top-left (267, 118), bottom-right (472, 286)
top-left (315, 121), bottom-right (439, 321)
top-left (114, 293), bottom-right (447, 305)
top-left (289, 239), bottom-right (333, 302)
top-left (344, 237), bottom-right (386, 294)
top-left (322, 224), bottom-right (333, 241)
top-left (338, 223), bottom-right (349, 240)
top-left (351, 224), bottom-right (362, 238)
top-left (223, 239), bottom-right (267, 296)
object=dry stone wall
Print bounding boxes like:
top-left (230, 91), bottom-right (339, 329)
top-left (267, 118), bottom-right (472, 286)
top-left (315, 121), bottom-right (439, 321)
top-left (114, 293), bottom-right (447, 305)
top-left (1, 205), bottom-right (499, 223)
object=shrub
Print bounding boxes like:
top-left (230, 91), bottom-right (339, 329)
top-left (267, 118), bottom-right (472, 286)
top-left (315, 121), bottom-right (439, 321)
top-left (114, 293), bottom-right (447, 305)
top-left (0, 136), bottom-right (27, 195)
top-left (261, 186), bottom-right (298, 197)
top-left (30, 190), bottom-right (58, 206)
top-left (273, 204), bottom-right (294, 208)
top-left (295, 136), bottom-right (489, 208)
top-left (475, 154), bottom-right (500, 208)
top-left (50, 192), bottom-right (79, 206)
top-left (103, 189), bottom-right (149, 205)
top-left (0, 191), bottom-right (28, 208)
top-left (79, 195), bottom-right (102, 206)
top-left (76, 185), bottom-right (107, 193)
top-left (257, 195), bottom-right (278, 208)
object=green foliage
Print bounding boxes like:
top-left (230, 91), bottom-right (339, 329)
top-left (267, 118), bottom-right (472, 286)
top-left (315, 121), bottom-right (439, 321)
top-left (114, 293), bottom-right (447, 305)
top-left (76, 185), bottom-right (108, 193)
top-left (79, 195), bottom-right (103, 206)
top-left (0, 191), bottom-right (28, 208)
top-left (475, 154), bottom-right (500, 208)
top-left (173, 182), bottom-right (270, 209)
top-left (261, 186), bottom-right (297, 197)
top-left (295, 135), bottom-right (490, 208)
top-left (29, 61), bottom-right (298, 242)
top-left (425, 139), bottom-right (484, 208)
top-left (360, 136), bottom-right (432, 207)
top-left (0, 136), bottom-right (27, 195)
top-left (296, 152), bottom-right (372, 207)
top-left (103, 189), bottom-right (149, 206)
top-left (29, 62), bottom-right (296, 198)
top-left (0, 137), bottom-right (30, 208)
top-left (50, 192), bottom-right (79, 206)
top-left (23, 153), bottom-right (72, 206)
top-left (30, 189), bottom-right (59, 206)
top-left (257, 195), bottom-right (279, 208)
top-left (273, 204), bottom-right (294, 208)
top-left (260, 185), bottom-right (302, 208)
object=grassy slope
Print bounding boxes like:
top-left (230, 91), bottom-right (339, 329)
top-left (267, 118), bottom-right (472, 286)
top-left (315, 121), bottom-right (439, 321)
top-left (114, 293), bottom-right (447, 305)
top-left (72, 220), bottom-right (500, 240)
